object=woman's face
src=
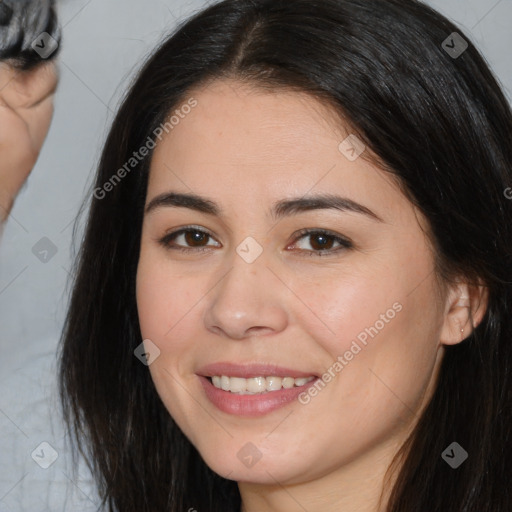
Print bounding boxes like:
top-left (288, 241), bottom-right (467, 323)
top-left (136, 79), bottom-right (453, 487)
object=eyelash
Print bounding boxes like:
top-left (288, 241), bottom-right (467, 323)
top-left (157, 225), bottom-right (353, 257)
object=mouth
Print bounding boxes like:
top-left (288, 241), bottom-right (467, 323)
top-left (196, 362), bottom-right (320, 416)
top-left (206, 375), bottom-right (315, 394)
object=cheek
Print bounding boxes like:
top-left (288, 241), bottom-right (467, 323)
top-left (136, 255), bottom-right (203, 429)
top-left (137, 260), bottom-right (184, 342)
top-left (286, 260), bottom-right (404, 359)
top-left (292, 252), bottom-right (442, 415)
top-left (136, 251), bottom-right (206, 366)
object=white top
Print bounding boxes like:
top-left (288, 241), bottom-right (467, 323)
top-left (0, 336), bottom-right (101, 511)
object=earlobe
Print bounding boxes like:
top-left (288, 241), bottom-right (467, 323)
top-left (439, 280), bottom-right (489, 346)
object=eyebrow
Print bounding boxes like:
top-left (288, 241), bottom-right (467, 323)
top-left (145, 191), bottom-right (383, 222)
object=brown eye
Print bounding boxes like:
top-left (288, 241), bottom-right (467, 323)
top-left (290, 229), bottom-right (353, 257)
top-left (308, 233), bottom-right (336, 251)
top-left (159, 227), bottom-right (219, 253)
top-left (183, 230), bottom-right (209, 247)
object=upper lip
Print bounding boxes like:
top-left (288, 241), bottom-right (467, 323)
top-left (196, 362), bottom-right (319, 379)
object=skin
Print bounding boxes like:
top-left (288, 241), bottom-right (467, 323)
top-left (136, 79), bottom-right (488, 512)
top-left (0, 61), bottom-right (58, 222)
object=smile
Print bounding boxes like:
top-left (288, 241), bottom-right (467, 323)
top-left (209, 375), bottom-right (315, 394)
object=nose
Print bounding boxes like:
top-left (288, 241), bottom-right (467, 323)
top-left (203, 252), bottom-right (289, 340)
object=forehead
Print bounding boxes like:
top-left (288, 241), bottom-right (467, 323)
top-left (147, 79), bottom-right (410, 221)
top-left (162, 79), bottom-right (349, 162)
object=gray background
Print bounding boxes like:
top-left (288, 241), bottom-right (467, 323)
top-left (0, 0), bottom-right (511, 510)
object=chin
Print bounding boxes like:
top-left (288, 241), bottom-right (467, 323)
top-left (197, 444), bottom-right (313, 485)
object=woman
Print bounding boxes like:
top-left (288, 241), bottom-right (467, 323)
top-left (58, 0), bottom-right (512, 510)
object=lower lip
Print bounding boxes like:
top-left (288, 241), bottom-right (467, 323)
top-left (198, 376), bottom-right (319, 417)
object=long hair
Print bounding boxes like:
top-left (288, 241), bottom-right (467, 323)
top-left (57, 0), bottom-right (512, 510)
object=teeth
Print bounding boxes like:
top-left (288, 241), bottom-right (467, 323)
top-left (266, 376), bottom-right (282, 391)
top-left (247, 376), bottom-right (266, 393)
top-left (282, 377), bottom-right (295, 389)
top-left (229, 377), bottom-right (247, 393)
top-left (294, 377), bottom-right (311, 386)
top-left (209, 375), bottom-right (315, 394)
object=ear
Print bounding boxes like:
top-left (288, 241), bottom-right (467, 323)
top-left (439, 279), bottom-right (489, 346)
